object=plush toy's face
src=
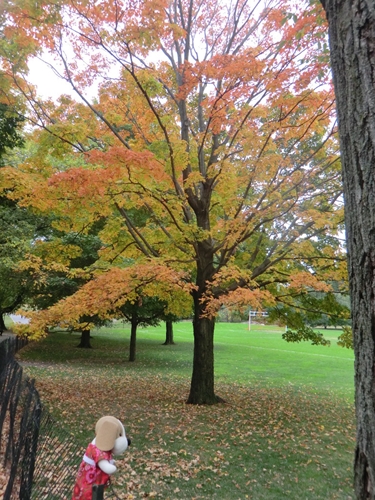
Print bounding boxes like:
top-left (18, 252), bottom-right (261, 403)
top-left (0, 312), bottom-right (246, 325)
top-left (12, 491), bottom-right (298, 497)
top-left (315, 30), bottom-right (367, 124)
top-left (112, 421), bottom-right (129, 455)
top-left (95, 416), bottom-right (130, 453)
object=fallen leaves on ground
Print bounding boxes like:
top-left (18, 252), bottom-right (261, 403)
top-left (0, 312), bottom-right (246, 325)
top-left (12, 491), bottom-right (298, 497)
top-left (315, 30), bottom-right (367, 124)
top-left (18, 361), bottom-right (355, 499)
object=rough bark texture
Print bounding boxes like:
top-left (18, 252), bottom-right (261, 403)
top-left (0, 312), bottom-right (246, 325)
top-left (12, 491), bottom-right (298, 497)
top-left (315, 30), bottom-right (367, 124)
top-left (163, 320), bottom-right (175, 345)
top-left (186, 240), bottom-right (221, 404)
top-left (186, 288), bottom-right (220, 404)
top-left (77, 329), bottom-right (92, 348)
top-left (187, 314), bottom-right (217, 405)
top-left (321, 1), bottom-right (375, 497)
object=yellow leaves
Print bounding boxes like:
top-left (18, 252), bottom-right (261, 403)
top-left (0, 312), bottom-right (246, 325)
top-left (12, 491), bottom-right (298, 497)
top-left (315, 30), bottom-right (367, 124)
top-left (136, 70), bottom-right (164, 97)
top-left (16, 253), bottom-right (66, 273)
top-left (298, 210), bottom-right (330, 231)
top-left (0, 165), bottom-right (47, 207)
top-left (288, 272), bottom-right (331, 293)
top-left (165, 139), bottom-right (189, 174)
top-left (292, 240), bottom-right (315, 257)
top-left (183, 171), bottom-right (205, 190)
top-left (166, 22), bottom-right (186, 42)
top-left (33, 239), bottom-right (83, 266)
top-left (12, 309), bottom-right (49, 341)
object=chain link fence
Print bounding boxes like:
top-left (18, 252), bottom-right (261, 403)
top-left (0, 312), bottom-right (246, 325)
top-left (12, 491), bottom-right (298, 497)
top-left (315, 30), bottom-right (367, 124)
top-left (31, 413), bottom-right (122, 499)
top-left (30, 411), bottom-right (83, 499)
top-left (0, 336), bottom-right (121, 500)
top-left (0, 336), bottom-right (41, 500)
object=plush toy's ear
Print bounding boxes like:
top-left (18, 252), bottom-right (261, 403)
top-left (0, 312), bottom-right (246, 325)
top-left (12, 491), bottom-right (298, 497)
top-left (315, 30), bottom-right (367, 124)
top-left (95, 416), bottom-right (120, 451)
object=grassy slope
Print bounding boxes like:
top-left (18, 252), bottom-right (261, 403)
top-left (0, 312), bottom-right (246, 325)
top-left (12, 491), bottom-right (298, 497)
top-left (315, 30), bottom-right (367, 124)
top-left (15, 321), bottom-right (355, 499)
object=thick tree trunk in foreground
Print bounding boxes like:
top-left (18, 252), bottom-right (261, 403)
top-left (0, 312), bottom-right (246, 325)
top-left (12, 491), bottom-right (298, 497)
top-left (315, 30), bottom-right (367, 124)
top-left (187, 294), bottom-right (220, 405)
top-left (163, 320), bottom-right (175, 345)
top-left (321, 1), bottom-right (375, 497)
top-left (186, 227), bottom-right (221, 403)
top-left (77, 329), bottom-right (92, 348)
top-left (129, 317), bottom-right (137, 362)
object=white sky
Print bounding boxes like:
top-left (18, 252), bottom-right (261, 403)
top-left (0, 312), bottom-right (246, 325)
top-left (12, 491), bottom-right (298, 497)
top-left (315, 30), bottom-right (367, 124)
top-left (28, 56), bottom-right (76, 101)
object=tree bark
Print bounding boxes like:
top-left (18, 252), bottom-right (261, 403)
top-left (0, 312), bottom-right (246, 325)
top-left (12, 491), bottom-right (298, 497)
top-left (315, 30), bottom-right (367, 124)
top-left (187, 291), bottom-right (221, 405)
top-left (321, 1), bottom-right (375, 497)
top-left (129, 316), bottom-right (137, 362)
top-left (185, 221), bottom-right (222, 403)
top-left (77, 329), bottom-right (92, 348)
top-left (163, 320), bottom-right (175, 345)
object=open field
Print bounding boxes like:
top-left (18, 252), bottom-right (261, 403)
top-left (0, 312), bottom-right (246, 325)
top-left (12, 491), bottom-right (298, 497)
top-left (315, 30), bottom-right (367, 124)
top-left (14, 321), bottom-right (355, 499)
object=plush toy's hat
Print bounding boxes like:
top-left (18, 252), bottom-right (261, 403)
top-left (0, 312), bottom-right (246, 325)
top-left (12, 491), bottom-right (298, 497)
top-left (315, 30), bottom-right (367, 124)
top-left (95, 416), bottom-right (123, 452)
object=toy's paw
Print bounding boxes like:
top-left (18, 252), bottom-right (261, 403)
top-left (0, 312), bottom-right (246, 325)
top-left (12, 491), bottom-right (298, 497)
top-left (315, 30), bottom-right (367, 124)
top-left (98, 459), bottom-right (117, 475)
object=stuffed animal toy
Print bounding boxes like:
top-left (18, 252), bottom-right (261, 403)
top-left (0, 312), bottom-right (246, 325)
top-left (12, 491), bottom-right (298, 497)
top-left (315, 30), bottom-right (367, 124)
top-left (72, 416), bottom-right (131, 500)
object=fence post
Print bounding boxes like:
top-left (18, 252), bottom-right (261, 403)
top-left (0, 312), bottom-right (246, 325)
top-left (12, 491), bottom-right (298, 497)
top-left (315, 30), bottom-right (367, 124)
top-left (92, 484), bottom-right (105, 500)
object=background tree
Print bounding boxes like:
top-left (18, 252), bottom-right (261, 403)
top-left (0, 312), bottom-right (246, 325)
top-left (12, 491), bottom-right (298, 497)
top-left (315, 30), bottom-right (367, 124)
top-left (320, 0), bottom-right (375, 498)
top-left (0, 100), bottom-right (31, 332)
top-left (163, 317), bottom-right (178, 346)
top-left (0, 201), bottom-right (49, 331)
top-left (0, 103), bottom-right (24, 162)
top-left (120, 295), bottom-right (167, 361)
top-left (2, 0), bottom-right (345, 404)
top-left (0, 8), bottom-right (49, 330)
top-left (29, 230), bottom-right (106, 348)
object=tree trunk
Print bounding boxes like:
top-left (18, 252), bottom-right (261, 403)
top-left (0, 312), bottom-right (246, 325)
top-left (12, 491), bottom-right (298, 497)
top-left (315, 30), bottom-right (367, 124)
top-left (77, 329), bottom-right (92, 348)
top-left (185, 216), bottom-right (221, 404)
top-left (321, 1), bottom-right (375, 497)
top-left (129, 316), bottom-right (137, 362)
top-left (187, 294), bottom-right (221, 405)
top-left (0, 313), bottom-right (6, 333)
top-left (163, 320), bottom-right (175, 345)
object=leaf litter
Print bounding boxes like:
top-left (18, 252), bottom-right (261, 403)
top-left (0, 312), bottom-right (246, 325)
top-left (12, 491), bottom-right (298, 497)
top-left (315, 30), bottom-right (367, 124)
top-left (18, 360), bottom-right (356, 499)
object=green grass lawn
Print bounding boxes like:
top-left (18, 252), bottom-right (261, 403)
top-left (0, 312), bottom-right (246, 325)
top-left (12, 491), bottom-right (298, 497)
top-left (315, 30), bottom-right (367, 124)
top-left (14, 320), bottom-right (355, 499)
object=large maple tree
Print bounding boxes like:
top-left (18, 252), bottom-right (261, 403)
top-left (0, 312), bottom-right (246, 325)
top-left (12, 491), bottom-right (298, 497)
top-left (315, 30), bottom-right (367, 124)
top-left (1, 0), bottom-right (345, 404)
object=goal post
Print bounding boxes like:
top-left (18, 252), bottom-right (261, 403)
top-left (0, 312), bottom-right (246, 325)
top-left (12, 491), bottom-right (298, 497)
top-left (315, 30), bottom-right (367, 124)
top-left (248, 310), bottom-right (269, 331)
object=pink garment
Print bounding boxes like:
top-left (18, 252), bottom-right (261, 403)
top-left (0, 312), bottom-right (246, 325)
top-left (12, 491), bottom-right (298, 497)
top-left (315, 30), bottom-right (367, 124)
top-left (72, 442), bottom-right (112, 500)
